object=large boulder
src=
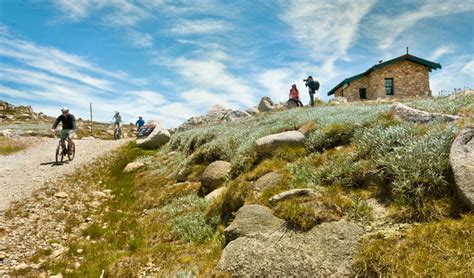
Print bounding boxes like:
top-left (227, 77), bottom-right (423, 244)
top-left (245, 107), bottom-right (260, 115)
top-left (216, 204), bottom-right (364, 277)
top-left (200, 161), bottom-right (231, 194)
top-left (136, 122), bottom-right (170, 149)
top-left (258, 96), bottom-right (274, 112)
top-left (224, 205), bottom-right (284, 243)
top-left (254, 172), bottom-right (283, 191)
top-left (255, 131), bottom-right (305, 155)
top-left (177, 106), bottom-right (252, 132)
top-left (205, 186), bottom-right (227, 203)
top-left (450, 126), bottom-right (474, 210)
top-left (392, 103), bottom-right (462, 123)
top-left (223, 110), bottom-right (251, 122)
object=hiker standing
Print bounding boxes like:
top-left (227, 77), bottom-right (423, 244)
top-left (289, 84), bottom-right (304, 107)
top-left (304, 76), bottom-right (320, 107)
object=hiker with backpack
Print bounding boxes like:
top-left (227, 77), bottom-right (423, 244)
top-left (304, 76), bottom-right (320, 107)
top-left (288, 84), bottom-right (304, 107)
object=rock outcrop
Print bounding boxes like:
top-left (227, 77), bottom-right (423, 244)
top-left (216, 205), bottom-right (364, 276)
top-left (392, 103), bottom-right (462, 123)
top-left (450, 126), bottom-right (474, 210)
top-left (177, 105), bottom-right (252, 132)
top-left (255, 131), bottom-right (305, 155)
top-left (258, 96), bottom-right (274, 112)
top-left (200, 161), bottom-right (231, 194)
top-left (205, 186), bottom-right (226, 202)
top-left (136, 122), bottom-right (171, 149)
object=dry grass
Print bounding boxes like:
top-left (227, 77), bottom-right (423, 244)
top-left (0, 137), bottom-right (29, 155)
top-left (354, 214), bottom-right (474, 277)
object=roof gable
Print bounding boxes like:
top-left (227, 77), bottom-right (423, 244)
top-left (327, 54), bottom-right (442, 96)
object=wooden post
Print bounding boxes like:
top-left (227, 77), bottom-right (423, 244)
top-left (90, 102), bottom-right (93, 137)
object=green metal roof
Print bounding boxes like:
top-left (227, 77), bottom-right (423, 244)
top-left (327, 54), bottom-right (442, 96)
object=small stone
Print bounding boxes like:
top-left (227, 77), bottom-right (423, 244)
top-left (92, 191), bottom-right (108, 199)
top-left (13, 263), bottom-right (29, 271)
top-left (74, 262), bottom-right (81, 269)
top-left (50, 273), bottom-right (63, 278)
top-left (85, 217), bottom-right (93, 223)
top-left (269, 188), bottom-right (318, 203)
top-left (76, 249), bottom-right (83, 254)
top-left (0, 252), bottom-right (7, 261)
top-left (54, 192), bottom-right (69, 199)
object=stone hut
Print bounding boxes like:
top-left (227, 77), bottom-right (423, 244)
top-left (327, 54), bottom-right (441, 101)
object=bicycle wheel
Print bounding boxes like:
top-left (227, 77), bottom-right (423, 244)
top-left (67, 141), bottom-right (75, 161)
top-left (55, 144), bottom-right (64, 163)
top-left (114, 128), bottom-right (119, 140)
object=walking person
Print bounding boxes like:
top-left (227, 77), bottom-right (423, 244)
top-left (288, 84), bottom-right (304, 107)
top-left (304, 76), bottom-right (320, 107)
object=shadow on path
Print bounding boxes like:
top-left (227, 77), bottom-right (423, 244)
top-left (40, 161), bottom-right (70, 167)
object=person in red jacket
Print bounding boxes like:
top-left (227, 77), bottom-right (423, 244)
top-left (288, 84), bottom-right (303, 107)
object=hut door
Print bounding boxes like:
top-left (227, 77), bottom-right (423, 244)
top-left (359, 88), bottom-right (367, 99)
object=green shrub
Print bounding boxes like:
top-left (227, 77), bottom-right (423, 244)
top-left (347, 197), bottom-right (373, 224)
top-left (161, 194), bottom-right (218, 244)
top-left (306, 122), bottom-right (358, 152)
top-left (376, 125), bottom-right (458, 220)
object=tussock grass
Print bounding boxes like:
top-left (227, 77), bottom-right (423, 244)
top-left (0, 137), bottom-right (29, 155)
top-left (405, 93), bottom-right (474, 116)
top-left (354, 214), bottom-right (474, 277)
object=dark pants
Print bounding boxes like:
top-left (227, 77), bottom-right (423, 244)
top-left (288, 98), bottom-right (303, 107)
top-left (309, 93), bottom-right (315, 107)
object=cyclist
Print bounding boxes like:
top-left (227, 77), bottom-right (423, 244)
top-left (51, 107), bottom-right (76, 154)
top-left (112, 111), bottom-right (122, 129)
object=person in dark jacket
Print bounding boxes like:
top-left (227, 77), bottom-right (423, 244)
top-left (135, 116), bottom-right (145, 129)
top-left (304, 75), bottom-right (320, 107)
top-left (51, 107), bottom-right (76, 149)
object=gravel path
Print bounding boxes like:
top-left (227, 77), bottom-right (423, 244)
top-left (0, 138), bottom-right (128, 211)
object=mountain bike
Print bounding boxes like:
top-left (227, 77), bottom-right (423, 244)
top-left (114, 125), bottom-right (122, 140)
top-left (53, 130), bottom-right (75, 163)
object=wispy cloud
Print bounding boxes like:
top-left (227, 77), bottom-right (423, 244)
top-left (371, 0), bottom-right (474, 50)
top-left (430, 55), bottom-right (474, 95)
top-left (429, 45), bottom-right (455, 61)
top-left (126, 29), bottom-right (153, 48)
top-left (171, 19), bottom-right (231, 35)
top-left (281, 0), bottom-right (375, 61)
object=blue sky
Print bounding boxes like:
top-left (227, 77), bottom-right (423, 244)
top-left (0, 0), bottom-right (473, 127)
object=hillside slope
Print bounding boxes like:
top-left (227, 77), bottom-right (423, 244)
top-left (1, 93), bottom-right (473, 276)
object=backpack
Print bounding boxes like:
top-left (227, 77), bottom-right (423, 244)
top-left (310, 80), bottom-right (320, 91)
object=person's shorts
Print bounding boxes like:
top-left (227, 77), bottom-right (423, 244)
top-left (60, 129), bottom-right (75, 141)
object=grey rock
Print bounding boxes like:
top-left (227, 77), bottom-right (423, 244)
top-left (392, 103), bottom-right (462, 123)
top-left (224, 205), bottom-right (284, 243)
top-left (123, 162), bottom-right (145, 173)
top-left (329, 97), bottom-right (348, 105)
top-left (269, 188), bottom-right (317, 203)
top-left (258, 96), bottom-right (274, 112)
top-left (205, 186), bottom-right (226, 202)
top-left (200, 161), bottom-right (231, 194)
top-left (216, 218), bottom-right (364, 277)
top-left (255, 131), bottom-right (305, 155)
top-left (136, 121), bottom-right (171, 149)
top-left (177, 107), bottom-right (252, 132)
top-left (450, 126), bottom-right (474, 210)
top-left (254, 172), bottom-right (283, 191)
top-left (245, 107), bottom-right (260, 115)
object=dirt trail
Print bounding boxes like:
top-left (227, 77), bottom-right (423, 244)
top-left (0, 138), bottom-right (128, 211)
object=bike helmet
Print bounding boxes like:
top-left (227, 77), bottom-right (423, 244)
top-left (61, 107), bottom-right (69, 112)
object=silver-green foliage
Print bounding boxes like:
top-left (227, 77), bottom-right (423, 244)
top-left (161, 194), bottom-right (218, 244)
top-left (169, 104), bottom-right (390, 174)
top-left (405, 93), bottom-right (474, 115)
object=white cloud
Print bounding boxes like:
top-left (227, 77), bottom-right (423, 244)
top-left (171, 19), bottom-right (231, 35)
top-left (429, 45), bottom-right (455, 61)
top-left (371, 0), bottom-right (474, 50)
top-left (126, 29), bottom-right (153, 48)
top-left (430, 55), bottom-right (474, 96)
top-left (281, 0), bottom-right (375, 61)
